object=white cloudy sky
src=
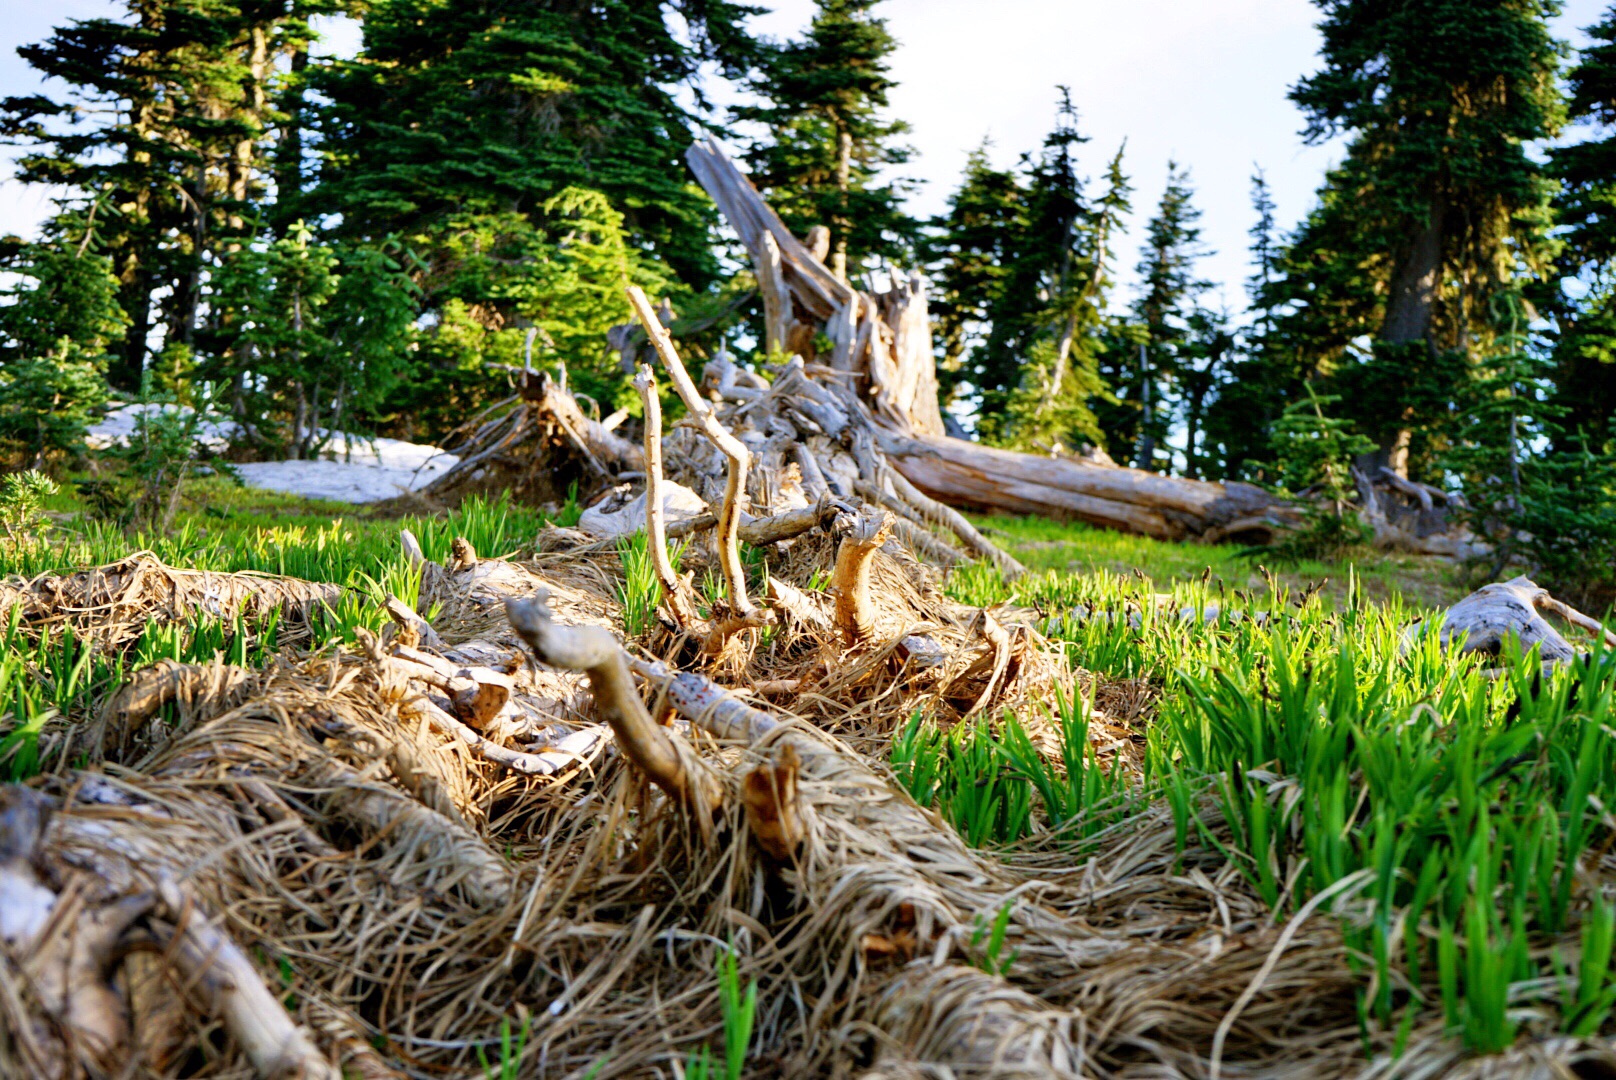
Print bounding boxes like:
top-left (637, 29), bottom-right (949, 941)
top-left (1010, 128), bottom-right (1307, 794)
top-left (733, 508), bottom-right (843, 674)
top-left (1, 0), bottom-right (1611, 314)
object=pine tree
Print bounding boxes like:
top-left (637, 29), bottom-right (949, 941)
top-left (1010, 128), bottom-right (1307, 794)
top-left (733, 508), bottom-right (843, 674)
top-left (925, 141), bottom-right (1022, 409)
top-left (1549, 2), bottom-right (1616, 441)
top-left (314, 0), bottom-right (759, 286)
top-left (1203, 169), bottom-right (1306, 479)
top-left (735, 0), bottom-right (915, 280)
top-left (1277, 0), bottom-right (1564, 478)
top-left (2, 0), bottom-right (323, 388)
top-left (0, 244), bottom-right (128, 463)
top-left (1111, 162), bottom-right (1209, 472)
top-left (928, 94), bottom-right (1128, 451)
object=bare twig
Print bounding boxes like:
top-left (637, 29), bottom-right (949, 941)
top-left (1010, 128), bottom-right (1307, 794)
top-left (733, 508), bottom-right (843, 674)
top-left (506, 595), bottom-right (719, 813)
top-left (628, 285), bottom-right (754, 615)
top-left (633, 363), bottom-right (699, 628)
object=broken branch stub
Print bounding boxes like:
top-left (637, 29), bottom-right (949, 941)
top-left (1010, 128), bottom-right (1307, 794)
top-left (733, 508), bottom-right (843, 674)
top-left (833, 512), bottom-right (895, 649)
top-left (627, 284), bottom-right (754, 615)
top-left (505, 595), bottom-right (719, 813)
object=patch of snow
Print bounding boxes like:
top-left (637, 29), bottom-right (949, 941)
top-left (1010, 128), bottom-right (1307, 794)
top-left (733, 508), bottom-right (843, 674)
top-left (578, 482), bottom-right (706, 539)
top-left (86, 402), bottom-right (237, 452)
top-left (0, 867), bottom-right (57, 944)
top-left (86, 404), bottom-right (457, 505)
top-left (234, 448), bottom-right (457, 504)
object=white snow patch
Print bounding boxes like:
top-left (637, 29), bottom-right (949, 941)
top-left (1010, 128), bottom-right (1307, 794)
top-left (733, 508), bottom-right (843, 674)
top-left (85, 402), bottom-right (237, 452)
top-left (0, 868), bottom-right (56, 944)
top-left (86, 404), bottom-right (458, 505)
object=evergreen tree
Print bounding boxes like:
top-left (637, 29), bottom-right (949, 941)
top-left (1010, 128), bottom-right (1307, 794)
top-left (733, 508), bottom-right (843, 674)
top-left (0, 245), bottom-right (128, 464)
top-left (314, 0), bottom-right (759, 286)
top-left (1276, 0), bottom-right (1564, 478)
top-left (1203, 169), bottom-right (1306, 479)
top-left (928, 95), bottom-right (1128, 451)
top-left (1106, 162), bottom-right (1209, 472)
top-left (735, 0), bottom-right (915, 280)
top-left (205, 224), bottom-right (418, 457)
top-left (1549, 2), bottom-right (1616, 441)
top-left (2, 0), bottom-right (324, 387)
top-left (927, 140), bottom-right (1021, 408)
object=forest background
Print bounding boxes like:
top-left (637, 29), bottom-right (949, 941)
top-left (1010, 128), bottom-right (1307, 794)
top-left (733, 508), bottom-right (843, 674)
top-left (5, 0), bottom-right (1616, 592)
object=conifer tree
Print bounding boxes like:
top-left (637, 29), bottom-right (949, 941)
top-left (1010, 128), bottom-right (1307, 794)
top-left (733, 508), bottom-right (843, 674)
top-left (928, 94), bottom-right (1127, 451)
top-left (2, 0), bottom-right (324, 387)
top-left (927, 140), bottom-right (1022, 408)
top-left (735, 0), bottom-right (915, 280)
top-left (1549, 2), bottom-right (1616, 441)
top-left (1112, 162), bottom-right (1209, 472)
top-left (315, 0), bottom-right (759, 286)
top-left (1277, 0), bottom-right (1564, 478)
top-left (1203, 169), bottom-right (1303, 479)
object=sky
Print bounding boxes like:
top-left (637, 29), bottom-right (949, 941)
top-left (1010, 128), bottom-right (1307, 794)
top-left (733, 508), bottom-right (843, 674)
top-left (0, 0), bottom-right (1611, 316)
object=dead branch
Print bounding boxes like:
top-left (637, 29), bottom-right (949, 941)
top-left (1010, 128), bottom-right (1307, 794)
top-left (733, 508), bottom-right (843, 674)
top-left (877, 466), bottom-right (1025, 579)
top-left (742, 743), bottom-right (804, 860)
top-left (506, 595), bottom-right (720, 812)
top-left (627, 285), bottom-right (754, 615)
top-left (833, 512), bottom-right (895, 649)
top-left (151, 876), bottom-right (342, 1080)
top-left (634, 363), bottom-right (700, 628)
top-left (627, 658), bottom-right (781, 744)
top-left (665, 500), bottom-right (844, 545)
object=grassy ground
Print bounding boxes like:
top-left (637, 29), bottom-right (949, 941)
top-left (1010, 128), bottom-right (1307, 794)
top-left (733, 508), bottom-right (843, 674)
top-left (9, 484), bottom-right (1614, 1063)
top-left (973, 511), bottom-right (1472, 610)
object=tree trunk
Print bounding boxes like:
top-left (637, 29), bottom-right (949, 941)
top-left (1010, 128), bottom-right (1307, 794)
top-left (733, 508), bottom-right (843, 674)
top-left (1367, 195), bottom-right (1445, 477)
top-left (832, 120), bottom-right (851, 284)
top-left (274, 46), bottom-right (308, 233)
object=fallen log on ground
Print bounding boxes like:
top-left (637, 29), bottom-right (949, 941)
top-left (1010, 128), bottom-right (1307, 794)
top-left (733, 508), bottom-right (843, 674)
top-left (686, 136), bottom-right (1302, 547)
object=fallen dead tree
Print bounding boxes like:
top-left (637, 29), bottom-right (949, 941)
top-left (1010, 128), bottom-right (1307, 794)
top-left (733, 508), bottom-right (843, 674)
top-left (685, 136), bottom-right (1302, 547)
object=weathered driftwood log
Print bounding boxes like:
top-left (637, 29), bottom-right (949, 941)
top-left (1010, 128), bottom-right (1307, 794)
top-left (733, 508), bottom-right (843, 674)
top-left (686, 136), bottom-right (1300, 547)
top-left (1410, 576), bottom-right (1616, 665)
top-left (420, 370), bottom-right (643, 504)
top-left (878, 429), bottom-right (1294, 543)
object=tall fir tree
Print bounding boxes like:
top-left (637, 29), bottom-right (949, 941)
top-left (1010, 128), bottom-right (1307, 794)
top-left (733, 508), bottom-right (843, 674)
top-left (1105, 162), bottom-right (1209, 472)
top-left (1203, 169), bottom-right (1306, 479)
top-left (1549, 2), bottom-right (1616, 442)
top-left (2, 0), bottom-right (325, 388)
top-left (1275, 0), bottom-right (1565, 478)
top-left (735, 0), bottom-right (916, 280)
top-left (928, 94), bottom-right (1128, 451)
top-left (316, 0), bottom-right (763, 285)
top-left (927, 140), bottom-right (1022, 409)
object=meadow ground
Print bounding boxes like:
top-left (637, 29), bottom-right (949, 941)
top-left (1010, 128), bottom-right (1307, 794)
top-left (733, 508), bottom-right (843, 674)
top-left (4, 483), bottom-right (1616, 1075)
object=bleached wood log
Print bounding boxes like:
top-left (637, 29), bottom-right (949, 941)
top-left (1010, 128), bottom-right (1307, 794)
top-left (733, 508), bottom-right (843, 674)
top-left (1410, 576), bottom-right (1616, 665)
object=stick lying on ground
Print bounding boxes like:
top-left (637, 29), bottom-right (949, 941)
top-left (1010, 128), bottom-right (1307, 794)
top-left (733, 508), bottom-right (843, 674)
top-left (506, 594), bottom-right (720, 814)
